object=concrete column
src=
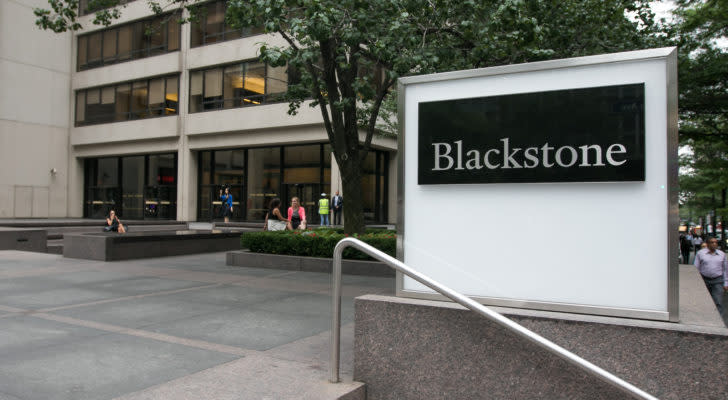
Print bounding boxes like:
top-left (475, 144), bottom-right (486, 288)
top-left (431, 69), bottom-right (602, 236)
top-left (177, 10), bottom-right (194, 221)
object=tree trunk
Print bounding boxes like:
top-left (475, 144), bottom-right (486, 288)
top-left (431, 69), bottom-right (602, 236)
top-left (338, 157), bottom-right (365, 235)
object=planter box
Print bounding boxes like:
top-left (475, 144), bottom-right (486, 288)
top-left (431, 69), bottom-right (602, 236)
top-left (226, 250), bottom-right (394, 277)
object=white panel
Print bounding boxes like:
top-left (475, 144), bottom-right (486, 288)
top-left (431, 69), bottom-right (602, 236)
top-left (402, 56), bottom-right (671, 314)
top-left (14, 186), bottom-right (32, 217)
top-left (32, 186), bottom-right (49, 217)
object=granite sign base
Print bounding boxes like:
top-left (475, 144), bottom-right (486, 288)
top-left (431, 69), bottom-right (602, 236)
top-left (64, 230), bottom-right (243, 261)
top-left (227, 250), bottom-right (394, 277)
top-left (354, 267), bottom-right (728, 400)
top-left (0, 228), bottom-right (47, 252)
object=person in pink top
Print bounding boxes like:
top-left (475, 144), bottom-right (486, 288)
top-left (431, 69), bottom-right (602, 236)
top-left (287, 197), bottom-right (307, 230)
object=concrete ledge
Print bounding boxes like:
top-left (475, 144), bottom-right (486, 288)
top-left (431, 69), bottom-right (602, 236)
top-left (354, 293), bottom-right (728, 400)
top-left (64, 230), bottom-right (243, 261)
top-left (226, 250), bottom-right (395, 277)
top-left (0, 228), bottom-right (47, 253)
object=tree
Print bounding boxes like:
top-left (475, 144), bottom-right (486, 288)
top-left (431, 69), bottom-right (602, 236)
top-left (35, 0), bottom-right (660, 234)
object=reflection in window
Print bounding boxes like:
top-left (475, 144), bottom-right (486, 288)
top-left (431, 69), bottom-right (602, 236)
top-left (247, 147), bottom-right (281, 220)
top-left (75, 75), bottom-right (179, 126)
top-left (77, 12), bottom-right (180, 71)
top-left (189, 62), bottom-right (288, 113)
top-left (190, 0), bottom-right (263, 48)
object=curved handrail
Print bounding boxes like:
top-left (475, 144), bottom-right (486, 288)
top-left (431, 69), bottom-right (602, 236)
top-left (330, 237), bottom-right (658, 400)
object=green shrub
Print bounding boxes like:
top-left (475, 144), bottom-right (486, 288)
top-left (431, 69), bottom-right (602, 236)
top-left (240, 228), bottom-right (396, 260)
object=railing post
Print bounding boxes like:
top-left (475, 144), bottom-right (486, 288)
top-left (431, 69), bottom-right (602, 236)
top-left (329, 239), bottom-right (345, 383)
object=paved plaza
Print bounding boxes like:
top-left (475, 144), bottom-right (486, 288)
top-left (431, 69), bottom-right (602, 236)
top-left (0, 250), bottom-right (393, 400)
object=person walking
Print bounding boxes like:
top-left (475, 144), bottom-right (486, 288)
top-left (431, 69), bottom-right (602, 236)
top-left (332, 190), bottom-right (343, 226)
top-left (693, 233), bottom-right (704, 256)
top-left (694, 236), bottom-right (728, 316)
top-left (220, 186), bottom-right (233, 223)
top-left (680, 231), bottom-right (691, 264)
top-left (318, 193), bottom-right (330, 227)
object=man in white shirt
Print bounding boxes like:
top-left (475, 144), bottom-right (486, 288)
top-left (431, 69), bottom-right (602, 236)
top-left (694, 237), bottom-right (728, 316)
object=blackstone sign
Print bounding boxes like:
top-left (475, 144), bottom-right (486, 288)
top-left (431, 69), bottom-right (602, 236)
top-left (418, 84), bottom-right (645, 184)
top-left (398, 48), bottom-right (679, 321)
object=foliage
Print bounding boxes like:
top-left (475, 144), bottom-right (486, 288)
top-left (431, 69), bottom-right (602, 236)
top-left (34, 0), bottom-right (662, 234)
top-left (669, 0), bottom-right (728, 223)
top-left (240, 228), bottom-right (396, 260)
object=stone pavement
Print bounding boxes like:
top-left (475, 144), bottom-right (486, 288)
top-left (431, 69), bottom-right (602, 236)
top-left (0, 250), bottom-right (394, 400)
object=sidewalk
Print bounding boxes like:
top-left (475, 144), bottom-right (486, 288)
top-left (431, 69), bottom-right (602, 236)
top-left (0, 250), bottom-right (394, 400)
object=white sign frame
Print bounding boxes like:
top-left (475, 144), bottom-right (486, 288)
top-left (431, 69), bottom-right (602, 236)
top-left (396, 48), bottom-right (679, 321)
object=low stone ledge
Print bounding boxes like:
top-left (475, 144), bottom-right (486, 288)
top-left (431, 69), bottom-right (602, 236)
top-left (354, 294), bottom-right (728, 400)
top-left (226, 250), bottom-right (395, 276)
top-left (64, 230), bottom-right (243, 261)
top-left (0, 228), bottom-right (47, 253)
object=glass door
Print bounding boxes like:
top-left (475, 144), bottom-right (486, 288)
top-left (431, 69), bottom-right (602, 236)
top-left (121, 156), bottom-right (144, 219)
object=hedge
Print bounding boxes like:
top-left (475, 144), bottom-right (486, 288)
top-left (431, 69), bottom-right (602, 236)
top-left (240, 228), bottom-right (396, 260)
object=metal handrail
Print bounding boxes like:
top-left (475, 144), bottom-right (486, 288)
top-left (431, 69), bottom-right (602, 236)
top-left (330, 237), bottom-right (657, 400)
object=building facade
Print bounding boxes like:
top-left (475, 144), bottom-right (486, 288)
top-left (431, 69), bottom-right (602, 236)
top-left (0, 0), bottom-right (397, 223)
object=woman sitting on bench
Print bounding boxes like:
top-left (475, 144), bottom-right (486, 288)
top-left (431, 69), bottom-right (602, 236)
top-left (104, 210), bottom-right (126, 233)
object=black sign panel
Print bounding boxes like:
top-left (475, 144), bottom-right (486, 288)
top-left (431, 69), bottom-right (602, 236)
top-left (418, 84), bottom-right (645, 184)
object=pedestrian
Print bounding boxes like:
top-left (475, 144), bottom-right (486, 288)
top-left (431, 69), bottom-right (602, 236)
top-left (332, 190), bottom-right (343, 225)
top-left (680, 231), bottom-right (691, 264)
top-left (685, 230), bottom-right (694, 262)
top-left (318, 193), bottom-right (330, 227)
top-left (264, 198), bottom-right (291, 231)
top-left (287, 196), bottom-right (307, 230)
top-left (693, 233), bottom-right (704, 255)
top-left (220, 186), bottom-right (233, 223)
top-left (693, 236), bottom-right (728, 316)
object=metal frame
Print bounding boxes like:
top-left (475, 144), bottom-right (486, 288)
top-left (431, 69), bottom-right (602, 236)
top-left (396, 47), bottom-right (679, 321)
top-left (330, 238), bottom-right (657, 400)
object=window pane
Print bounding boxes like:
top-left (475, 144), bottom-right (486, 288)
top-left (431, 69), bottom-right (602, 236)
top-left (122, 156), bottom-right (144, 219)
top-left (149, 78), bottom-right (165, 115)
top-left (148, 154), bottom-right (176, 185)
top-left (102, 29), bottom-right (116, 61)
top-left (97, 157), bottom-right (118, 186)
top-left (115, 84), bottom-right (131, 121)
top-left (266, 64), bottom-right (287, 100)
top-left (132, 22), bottom-right (146, 58)
top-left (204, 68), bottom-right (223, 109)
top-left (223, 64), bottom-right (242, 109)
top-left (165, 76), bottom-right (178, 114)
top-left (189, 71), bottom-right (203, 113)
top-left (214, 150), bottom-right (245, 185)
top-left (247, 147), bottom-right (281, 220)
top-left (101, 86), bottom-right (115, 104)
top-left (75, 91), bottom-right (85, 123)
top-left (190, 18), bottom-right (203, 47)
top-left (86, 88), bottom-right (100, 104)
top-left (148, 20), bottom-right (164, 55)
top-left (118, 25), bottom-right (132, 60)
top-left (131, 81), bottom-right (148, 118)
top-left (87, 32), bottom-right (102, 65)
top-left (77, 36), bottom-right (88, 69)
top-left (244, 62), bottom-right (265, 104)
top-left (204, 2), bottom-right (224, 43)
top-left (283, 145), bottom-right (321, 183)
top-left (167, 16), bottom-right (180, 51)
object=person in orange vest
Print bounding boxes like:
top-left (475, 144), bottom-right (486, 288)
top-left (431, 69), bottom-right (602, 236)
top-left (318, 193), bottom-right (330, 227)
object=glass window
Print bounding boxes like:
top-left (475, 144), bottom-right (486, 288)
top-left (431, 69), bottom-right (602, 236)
top-left (205, 1), bottom-right (224, 43)
top-left (361, 152), bottom-right (377, 221)
top-left (115, 84), bottom-right (131, 121)
top-left (165, 76), bottom-right (178, 115)
top-left (97, 157), bottom-right (118, 186)
top-left (122, 156), bottom-right (145, 219)
top-left (244, 62), bottom-right (265, 104)
top-left (131, 81), bottom-right (148, 119)
top-left (266, 64), bottom-right (287, 100)
top-left (118, 25), bottom-right (132, 60)
top-left (204, 68), bottom-right (223, 109)
top-left (102, 29), bottom-right (116, 61)
top-left (190, 17), bottom-right (203, 47)
top-left (87, 32), bottom-right (102, 65)
top-left (247, 147), bottom-right (281, 220)
top-left (214, 150), bottom-right (245, 185)
top-left (149, 78), bottom-right (165, 115)
top-left (167, 17), bottom-right (180, 51)
top-left (148, 20), bottom-right (165, 56)
top-left (77, 36), bottom-right (88, 69)
top-left (189, 71), bottom-right (203, 113)
top-left (223, 64), bottom-right (243, 109)
top-left (75, 92), bottom-right (85, 123)
top-left (283, 145), bottom-right (321, 184)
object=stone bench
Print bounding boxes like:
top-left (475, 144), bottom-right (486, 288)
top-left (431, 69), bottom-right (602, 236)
top-left (63, 230), bottom-right (243, 261)
top-left (0, 227), bottom-right (47, 252)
